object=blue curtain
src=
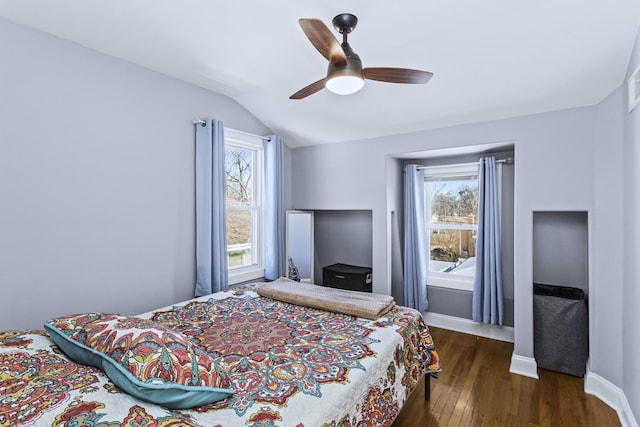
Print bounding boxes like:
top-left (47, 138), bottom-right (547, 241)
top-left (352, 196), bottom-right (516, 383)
top-left (472, 157), bottom-right (504, 325)
top-left (404, 164), bottom-right (428, 311)
top-left (195, 118), bottom-right (228, 296)
top-left (264, 135), bottom-right (285, 280)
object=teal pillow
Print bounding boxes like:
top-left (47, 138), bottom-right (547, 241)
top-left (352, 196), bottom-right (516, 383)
top-left (44, 313), bottom-right (234, 409)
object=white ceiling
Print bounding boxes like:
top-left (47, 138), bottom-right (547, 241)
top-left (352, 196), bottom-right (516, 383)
top-left (1, 1), bottom-right (639, 147)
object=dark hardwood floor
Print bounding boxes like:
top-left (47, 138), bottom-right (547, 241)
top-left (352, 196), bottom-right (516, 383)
top-left (392, 327), bottom-right (619, 426)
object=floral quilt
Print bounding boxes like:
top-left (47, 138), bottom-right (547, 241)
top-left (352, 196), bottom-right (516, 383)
top-left (0, 284), bottom-right (440, 427)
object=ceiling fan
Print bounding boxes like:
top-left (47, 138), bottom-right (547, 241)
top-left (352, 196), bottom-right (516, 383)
top-left (290, 13), bottom-right (433, 100)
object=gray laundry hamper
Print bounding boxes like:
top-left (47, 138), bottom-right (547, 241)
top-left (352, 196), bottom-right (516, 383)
top-left (533, 283), bottom-right (588, 377)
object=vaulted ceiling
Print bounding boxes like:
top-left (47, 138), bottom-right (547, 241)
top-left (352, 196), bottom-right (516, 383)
top-left (1, 1), bottom-right (639, 147)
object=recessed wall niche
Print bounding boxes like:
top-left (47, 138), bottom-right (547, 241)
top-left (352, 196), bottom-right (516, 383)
top-left (312, 210), bottom-right (373, 285)
top-left (532, 211), bottom-right (588, 293)
top-left (532, 211), bottom-right (589, 377)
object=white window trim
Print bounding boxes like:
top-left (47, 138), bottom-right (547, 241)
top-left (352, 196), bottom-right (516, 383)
top-left (424, 162), bottom-right (479, 292)
top-left (225, 128), bottom-right (265, 284)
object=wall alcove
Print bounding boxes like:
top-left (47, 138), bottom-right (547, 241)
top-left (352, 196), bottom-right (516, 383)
top-left (532, 211), bottom-right (589, 293)
top-left (286, 209), bottom-right (373, 286)
top-left (394, 147), bottom-right (516, 330)
top-left (532, 211), bottom-right (589, 377)
top-left (313, 210), bottom-right (373, 285)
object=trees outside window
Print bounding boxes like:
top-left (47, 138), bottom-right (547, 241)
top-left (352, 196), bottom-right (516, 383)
top-left (424, 163), bottom-right (478, 290)
top-left (224, 130), bottom-right (264, 283)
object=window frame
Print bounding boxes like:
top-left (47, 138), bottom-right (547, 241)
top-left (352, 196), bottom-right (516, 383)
top-left (423, 162), bottom-right (479, 292)
top-left (224, 128), bottom-right (265, 284)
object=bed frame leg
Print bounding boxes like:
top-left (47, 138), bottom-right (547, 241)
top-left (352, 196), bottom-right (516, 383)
top-left (424, 374), bottom-right (431, 401)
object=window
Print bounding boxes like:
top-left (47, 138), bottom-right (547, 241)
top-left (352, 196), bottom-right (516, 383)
top-left (424, 163), bottom-right (478, 291)
top-left (225, 129), bottom-right (264, 284)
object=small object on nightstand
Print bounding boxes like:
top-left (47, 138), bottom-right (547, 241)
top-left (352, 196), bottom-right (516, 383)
top-left (322, 263), bottom-right (372, 292)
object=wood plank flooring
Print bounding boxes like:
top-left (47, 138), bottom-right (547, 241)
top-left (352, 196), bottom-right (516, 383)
top-left (392, 327), bottom-right (619, 427)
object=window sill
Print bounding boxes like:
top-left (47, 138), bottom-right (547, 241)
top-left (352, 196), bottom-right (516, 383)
top-left (229, 267), bottom-right (265, 285)
top-left (427, 273), bottom-right (474, 292)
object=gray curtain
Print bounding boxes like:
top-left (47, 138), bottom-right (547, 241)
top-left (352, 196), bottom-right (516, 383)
top-left (404, 164), bottom-right (428, 311)
top-left (472, 156), bottom-right (504, 324)
top-left (264, 135), bottom-right (285, 280)
top-left (195, 118), bottom-right (228, 296)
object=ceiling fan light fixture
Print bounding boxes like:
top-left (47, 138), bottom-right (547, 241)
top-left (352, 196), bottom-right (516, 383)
top-left (325, 74), bottom-right (364, 95)
top-left (290, 13), bottom-right (432, 99)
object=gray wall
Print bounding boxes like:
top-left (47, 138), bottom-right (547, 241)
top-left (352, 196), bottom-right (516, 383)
top-left (0, 19), bottom-right (276, 329)
top-left (623, 25), bottom-right (640, 425)
top-left (590, 87), bottom-right (625, 391)
top-left (291, 92), bottom-right (625, 399)
top-left (387, 157), bottom-right (405, 302)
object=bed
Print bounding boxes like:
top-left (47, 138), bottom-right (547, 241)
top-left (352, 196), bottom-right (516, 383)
top-left (0, 281), bottom-right (440, 426)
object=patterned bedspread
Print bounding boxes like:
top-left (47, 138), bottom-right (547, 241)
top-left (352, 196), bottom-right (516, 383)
top-left (0, 284), bottom-right (440, 426)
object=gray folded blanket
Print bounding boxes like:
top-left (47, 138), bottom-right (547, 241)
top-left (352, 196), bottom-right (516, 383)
top-left (257, 277), bottom-right (396, 320)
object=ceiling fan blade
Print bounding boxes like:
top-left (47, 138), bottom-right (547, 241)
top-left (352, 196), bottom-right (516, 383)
top-left (363, 67), bottom-right (433, 84)
top-left (299, 19), bottom-right (347, 66)
top-left (290, 78), bottom-right (328, 100)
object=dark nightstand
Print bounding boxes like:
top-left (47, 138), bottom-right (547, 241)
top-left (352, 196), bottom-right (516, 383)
top-left (322, 263), bottom-right (372, 292)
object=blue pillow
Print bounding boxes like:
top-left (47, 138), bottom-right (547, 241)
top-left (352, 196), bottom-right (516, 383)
top-left (44, 313), bottom-right (234, 409)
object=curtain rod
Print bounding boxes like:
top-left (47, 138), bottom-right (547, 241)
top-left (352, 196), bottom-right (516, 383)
top-left (495, 157), bottom-right (513, 164)
top-left (192, 117), bottom-right (271, 141)
top-left (415, 157), bottom-right (513, 171)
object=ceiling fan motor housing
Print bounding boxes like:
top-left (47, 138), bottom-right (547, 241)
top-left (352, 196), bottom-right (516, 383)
top-left (327, 43), bottom-right (363, 80)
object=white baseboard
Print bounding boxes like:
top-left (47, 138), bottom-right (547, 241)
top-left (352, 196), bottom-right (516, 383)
top-left (585, 371), bottom-right (637, 427)
top-left (509, 353), bottom-right (539, 379)
top-left (422, 311), bottom-right (514, 342)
